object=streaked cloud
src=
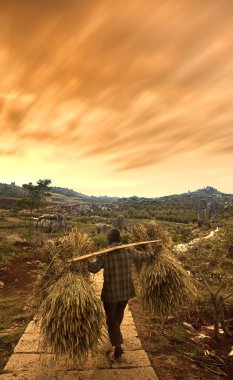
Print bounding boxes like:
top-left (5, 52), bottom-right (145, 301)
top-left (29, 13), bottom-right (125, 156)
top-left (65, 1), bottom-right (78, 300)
top-left (0, 0), bottom-right (233, 195)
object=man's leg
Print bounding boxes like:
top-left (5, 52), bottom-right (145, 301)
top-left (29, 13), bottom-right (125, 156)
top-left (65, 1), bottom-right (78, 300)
top-left (114, 300), bottom-right (128, 358)
top-left (103, 302), bottom-right (122, 346)
top-left (103, 301), bottom-right (128, 359)
top-left (117, 300), bottom-right (128, 325)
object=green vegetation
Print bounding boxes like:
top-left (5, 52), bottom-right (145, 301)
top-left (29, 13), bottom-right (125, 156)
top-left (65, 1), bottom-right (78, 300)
top-left (92, 232), bottom-right (108, 248)
top-left (0, 185), bottom-right (233, 374)
top-left (0, 242), bottom-right (20, 265)
top-left (22, 179), bottom-right (51, 216)
top-left (0, 294), bottom-right (33, 370)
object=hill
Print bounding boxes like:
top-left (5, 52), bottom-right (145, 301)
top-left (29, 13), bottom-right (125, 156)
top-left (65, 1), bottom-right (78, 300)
top-left (157, 186), bottom-right (231, 201)
top-left (50, 186), bottom-right (88, 198)
top-left (0, 182), bottom-right (27, 197)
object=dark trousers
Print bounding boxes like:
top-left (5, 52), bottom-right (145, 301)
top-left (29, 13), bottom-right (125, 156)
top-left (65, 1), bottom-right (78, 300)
top-left (103, 300), bottom-right (128, 346)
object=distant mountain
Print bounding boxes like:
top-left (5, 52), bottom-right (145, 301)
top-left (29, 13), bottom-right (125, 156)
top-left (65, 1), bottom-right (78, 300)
top-left (0, 182), bottom-right (231, 202)
top-left (186, 186), bottom-right (228, 196)
top-left (0, 182), bottom-right (27, 197)
top-left (50, 186), bottom-right (88, 198)
top-left (155, 186), bottom-right (232, 202)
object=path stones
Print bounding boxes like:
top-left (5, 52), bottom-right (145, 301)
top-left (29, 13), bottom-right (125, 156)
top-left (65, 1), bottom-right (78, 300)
top-left (0, 270), bottom-right (158, 380)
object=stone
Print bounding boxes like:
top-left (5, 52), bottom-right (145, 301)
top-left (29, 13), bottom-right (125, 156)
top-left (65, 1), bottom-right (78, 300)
top-left (0, 371), bottom-right (80, 380)
top-left (122, 314), bottom-right (134, 325)
top-left (4, 354), bottom-right (73, 373)
top-left (182, 322), bottom-right (195, 332)
top-left (0, 280), bottom-right (4, 288)
top-left (123, 336), bottom-right (142, 351)
top-left (110, 350), bottom-right (151, 368)
top-left (79, 367), bottom-right (158, 380)
top-left (23, 321), bottom-right (40, 335)
top-left (80, 353), bottom-right (109, 370)
top-left (14, 336), bottom-right (41, 353)
top-left (4, 353), bottom-right (109, 373)
top-left (121, 325), bottom-right (138, 339)
top-left (5, 234), bottom-right (25, 245)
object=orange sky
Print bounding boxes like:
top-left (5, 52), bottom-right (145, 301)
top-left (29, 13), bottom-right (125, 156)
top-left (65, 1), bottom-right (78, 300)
top-left (1, 0), bottom-right (233, 196)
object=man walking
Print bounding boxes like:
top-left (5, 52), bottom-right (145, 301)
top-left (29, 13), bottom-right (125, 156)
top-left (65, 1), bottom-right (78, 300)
top-left (88, 228), bottom-right (161, 360)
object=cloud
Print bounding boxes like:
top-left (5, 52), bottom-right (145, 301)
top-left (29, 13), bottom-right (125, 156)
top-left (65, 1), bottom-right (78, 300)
top-left (1, 0), bottom-right (233, 172)
top-left (0, 148), bottom-right (20, 157)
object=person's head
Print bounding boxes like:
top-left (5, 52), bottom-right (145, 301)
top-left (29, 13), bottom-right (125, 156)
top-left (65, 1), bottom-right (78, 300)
top-left (107, 228), bottom-right (121, 244)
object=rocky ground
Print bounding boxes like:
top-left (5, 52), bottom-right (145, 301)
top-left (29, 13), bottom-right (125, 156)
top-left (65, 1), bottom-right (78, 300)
top-left (0, 247), bottom-right (41, 371)
top-left (130, 298), bottom-right (233, 379)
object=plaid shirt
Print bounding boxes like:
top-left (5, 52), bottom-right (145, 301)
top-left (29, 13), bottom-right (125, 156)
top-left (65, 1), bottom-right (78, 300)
top-left (88, 244), bottom-right (156, 303)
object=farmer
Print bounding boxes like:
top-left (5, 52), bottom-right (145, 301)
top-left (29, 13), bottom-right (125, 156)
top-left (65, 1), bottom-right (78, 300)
top-left (88, 228), bottom-right (161, 360)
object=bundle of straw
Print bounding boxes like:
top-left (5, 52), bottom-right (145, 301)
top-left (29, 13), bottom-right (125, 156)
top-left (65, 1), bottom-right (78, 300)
top-left (34, 228), bottom-right (93, 305)
top-left (131, 221), bottom-right (173, 249)
top-left (131, 222), bottom-right (197, 317)
top-left (39, 272), bottom-right (106, 366)
top-left (34, 229), bottom-right (106, 364)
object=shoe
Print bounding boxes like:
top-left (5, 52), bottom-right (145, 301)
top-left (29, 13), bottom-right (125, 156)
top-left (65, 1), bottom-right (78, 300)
top-left (114, 345), bottom-right (124, 359)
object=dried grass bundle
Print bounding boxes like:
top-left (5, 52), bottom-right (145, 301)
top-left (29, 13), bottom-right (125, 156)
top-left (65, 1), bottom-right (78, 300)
top-left (34, 229), bottom-right (106, 364)
top-left (34, 228), bottom-right (93, 305)
top-left (39, 272), bottom-right (106, 365)
top-left (131, 221), bottom-right (172, 249)
top-left (131, 222), bottom-right (197, 317)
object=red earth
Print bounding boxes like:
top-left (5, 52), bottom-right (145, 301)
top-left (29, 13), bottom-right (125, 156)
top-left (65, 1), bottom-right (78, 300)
top-left (129, 298), bottom-right (233, 380)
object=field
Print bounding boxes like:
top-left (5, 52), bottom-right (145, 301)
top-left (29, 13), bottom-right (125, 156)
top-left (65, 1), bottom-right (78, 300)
top-left (0, 191), bottom-right (233, 378)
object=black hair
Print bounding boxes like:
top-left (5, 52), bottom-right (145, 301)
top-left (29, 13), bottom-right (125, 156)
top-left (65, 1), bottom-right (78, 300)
top-left (107, 228), bottom-right (121, 244)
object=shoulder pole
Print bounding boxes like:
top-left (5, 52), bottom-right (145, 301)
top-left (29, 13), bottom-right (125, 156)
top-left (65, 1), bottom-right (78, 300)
top-left (67, 239), bottom-right (162, 263)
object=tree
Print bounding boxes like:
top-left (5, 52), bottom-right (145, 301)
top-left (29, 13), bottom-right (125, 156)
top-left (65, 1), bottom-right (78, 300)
top-left (113, 215), bottom-right (127, 230)
top-left (182, 230), bottom-right (233, 340)
top-left (22, 179), bottom-right (51, 216)
top-left (200, 273), bottom-right (233, 340)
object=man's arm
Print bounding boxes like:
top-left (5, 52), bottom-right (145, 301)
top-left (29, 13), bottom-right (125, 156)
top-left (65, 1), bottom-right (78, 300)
top-left (129, 244), bottom-right (162, 262)
top-left (87, 256), bottom-right (104, 273)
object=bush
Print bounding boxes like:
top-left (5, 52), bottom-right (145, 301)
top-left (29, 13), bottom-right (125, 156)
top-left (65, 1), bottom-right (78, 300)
top-left (93, 233), bottom-right (108, 248)
top-left (121, 232), bottom-right (131, 244)
top-left (0, 243), bottom-right (19, 264)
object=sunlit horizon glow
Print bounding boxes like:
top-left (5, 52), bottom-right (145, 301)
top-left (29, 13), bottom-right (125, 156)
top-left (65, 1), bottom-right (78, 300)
top-left (1, 1), bottom-right (233, 197)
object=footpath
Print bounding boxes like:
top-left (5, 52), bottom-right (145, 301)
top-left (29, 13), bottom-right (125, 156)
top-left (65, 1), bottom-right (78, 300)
top-left (0, 271), bottom-right (158, 380)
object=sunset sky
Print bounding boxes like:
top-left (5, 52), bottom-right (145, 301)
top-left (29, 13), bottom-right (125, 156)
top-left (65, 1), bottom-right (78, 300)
top-left (1, 0), bottom-right (233, 197)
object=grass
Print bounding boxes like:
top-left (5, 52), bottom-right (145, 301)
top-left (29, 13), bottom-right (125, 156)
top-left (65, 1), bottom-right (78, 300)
top-left (0, 245), bottom-right (39, 371)
top-left (0, 295), bottom-right (18, 308)
top-left (0, 295), bottom-right (32, 330)
top-left (0, 243), bottom-right (20, 265)
top-left (92, 232), bottom-right (108, 248)
top-left (0, 330), bottom-right (23, 371)
top-left (0, 294), bottom-right (33, 371)
top-left (170, 325), bottom-right (187, 342)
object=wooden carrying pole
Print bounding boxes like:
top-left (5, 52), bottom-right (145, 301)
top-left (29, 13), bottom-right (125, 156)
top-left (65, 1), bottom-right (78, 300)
top-left (68, 239), bottom-right (162, 263)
